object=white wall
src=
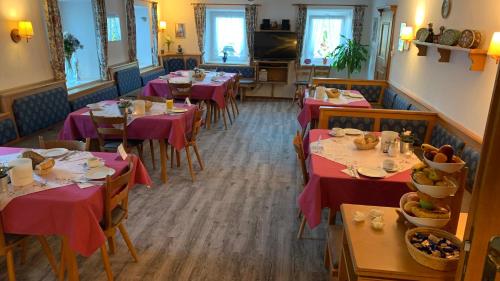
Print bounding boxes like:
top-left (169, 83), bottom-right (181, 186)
top-left (372, 0), bottom-right (499, 138)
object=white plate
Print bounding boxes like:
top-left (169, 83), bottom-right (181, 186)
top-left (329, 128), bottom-right (345, 137)
top-left (347, 92), bottom-right (364, 98)
top-left (357, 166), bottom-right (388, 178)
top-left (172, 108), bottom-right (188, 113)
top-left (85, 166), bottom-right (116, 180)
top-left (344, 128), bottom-right (363, 135)
top-left (41, 148), bottom-right (69, 158)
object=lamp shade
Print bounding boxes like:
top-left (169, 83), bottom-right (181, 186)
top-left (18, 21), bottom-right (34, 38)
top-left (400, 26), bottom-right (414, 41)
top-left (488, 32), bottom-right (500, 58)
top-left (159, 21), bottom-right (167, 31)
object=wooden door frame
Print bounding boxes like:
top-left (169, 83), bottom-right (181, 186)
top-left (456, 66), bottom-right (500, 280)
top-left (374, 5), bottom-right (398, 80)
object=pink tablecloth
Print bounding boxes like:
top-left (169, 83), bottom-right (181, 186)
top-left (142, 72), bottom-right (236, 108)
top-left (0, 147), bottom-right (152, 256)
top-left (58, 102), bottom-right (196, 150)
top-left (297, 90), bottom-right (372, 129)
top-left (298, 129), bottom-right (412, 228)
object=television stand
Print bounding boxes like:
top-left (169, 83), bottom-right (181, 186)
top-left (255, 60), bottom-right (291, 97)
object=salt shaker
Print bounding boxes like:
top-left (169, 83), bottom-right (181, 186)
top-left (388, 140), bottom-right (399, 157)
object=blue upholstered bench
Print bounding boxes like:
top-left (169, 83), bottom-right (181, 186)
top-left (0, 117), bottom-right (18, 145)
top-left (186, 58), bottom-right (198, 70)
top-left (461, 146), bottom-right (481, 191)
top-left (380, 119), bottom-right (429, 146)
top-left (351, 85), bottom-right (383, 103)
top-left (165, 58), bottom-right (186, 73)
top-left (140, 68), bottom-right (166, 86)
top-left (69, 85), bottom-right (119, 111)
top-left (430, 124), bottom-right (466, 154)
top-left (382, 88), bottom-right (398, 109)
top-left (115, 66), bottom-right (142, 97)
top-left (327, 117), bottom-right (375, 131)
top-left (12, 87), bottom-right (70, 137)
top-left (215, 66), bottom-right (255, 79)
top-left (392, 95), bottom-right (412, 110)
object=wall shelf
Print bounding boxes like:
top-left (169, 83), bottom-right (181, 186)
top-left (412, 40), bottom-right (487, 71)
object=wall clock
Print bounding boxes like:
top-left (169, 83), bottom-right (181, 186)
top-left (442, 0), bottom-right (451, 19)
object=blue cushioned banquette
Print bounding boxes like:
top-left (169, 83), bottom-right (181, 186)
top-left (0, 118), bottom-right (18, 145)
top-left (328, 117), bottom-right (374, 131)
top-left (382, 88), bottom-right (398, 109)
top-left (12, 87), bottom-right (70, 137)
top-left (392, 95), bottom-right (412, 110)
top-left (115, 67), bottom-right (142, 96)
top-left (70, 85), bottom-right (118, 111)
top-left (461, 146), bottom-right (480, 190)
top-left (140, 68), bottom-right (166, 86)
top-left (186, 58), bottom-right (198, 70)
top-left (380, 119), bottom-right (428, 146)
top-left (167, 58), bottom-right (186, 72)
top-left (351, 85), bottom-right (382, 103)
top-left (409, 104), bottom-right (421, 111)
top-left (430, 124), bottom-right (466, 154)
top-left (215, 66), bottom-right (255, 79)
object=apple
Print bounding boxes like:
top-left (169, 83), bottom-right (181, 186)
top-left (439, 145), bottom-right (455, 162)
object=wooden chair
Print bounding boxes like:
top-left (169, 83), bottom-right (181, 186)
top-left (312, 65), bottom-right (331, 78)
top-left (100, 160), bottom-right (138, 281)
top-left (171, 105), bottom-right (205, 181)
top-left (38, 136), bottom-right (90, 151)
top-left (0, 218), bottom-right (58, 281)
top-left (168, 81), bottom-right (193, 101)
top-left (89, 110), bottom-right (144, 159)
top-left (229, 75), bottom-right (240, 117)
top-left (210, 79), bottom-right (233, 130)
top-left (293, 131), bottom-right (309, 239)
top-left (294, 63), bottom-right (312, 103)
top-left (296, 86), bottom-right (306, 110)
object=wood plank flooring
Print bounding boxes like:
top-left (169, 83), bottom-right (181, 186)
top-left (3, 100), bottom-right (330, 281)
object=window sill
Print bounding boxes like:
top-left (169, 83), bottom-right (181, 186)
top-left (203, 62), bottom-right (250, 66)
top-left (67, 80), bottom-right (105, 94)
top-left (67, 80), bottom-right (115, 100)
top-left (140, 65), bottom-right (163, 74)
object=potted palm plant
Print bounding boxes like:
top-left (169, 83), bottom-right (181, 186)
top-left (328, 36), bottom-right (369, 79)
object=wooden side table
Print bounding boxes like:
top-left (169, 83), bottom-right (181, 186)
top-left (336, 204), bottom-right (467, 281)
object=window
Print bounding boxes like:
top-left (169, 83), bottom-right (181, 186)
top-left (107, 15), bottom-right (122, 42)
top-left (301, 8), bottom-right (353, 65)
top-left (204, 9), bottom-right (249, 64)
top-left (134, 4), bottom-right (153, 68)
top-left (58, 0), bottom-right (101, 89)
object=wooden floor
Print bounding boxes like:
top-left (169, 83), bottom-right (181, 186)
top-left (2, 100), bottom-right (330, 281)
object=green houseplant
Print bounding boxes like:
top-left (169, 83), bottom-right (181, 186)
top-left (328, 35), bottom-right (369, 79)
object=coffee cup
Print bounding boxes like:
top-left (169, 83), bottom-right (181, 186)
top-left (87, 157), bottom-right (103, 168)
top-left (383, 159), bottom-right (396, 171)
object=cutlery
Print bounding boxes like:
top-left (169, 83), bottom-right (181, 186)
top-left (59, 151), bottom-right (76, 161)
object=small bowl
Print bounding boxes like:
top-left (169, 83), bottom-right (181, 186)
top-left (423, 155), bottom-right (465, 174)
top-left (144, 101), bottom-right (153, 112)
top-left (411, 177), bottom-right (458, 198)
top-left (399, 192), bottom-right (450, 228)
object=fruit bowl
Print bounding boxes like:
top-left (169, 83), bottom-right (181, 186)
top-left (411, 177), bottom-right (458, 198)
top-left (423, 154), bottom-right (465, 174)
top-left (400, 193), bottom-right (450, 228)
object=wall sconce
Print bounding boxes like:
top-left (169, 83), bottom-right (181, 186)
top-left (159, 21), bottom-right (167, 32)
top-left (400, 26), bottom-right (414, 51)
top-left (11, 21), bottom-right (34, 43)
top-left (488, 32), bottom-right (500, 64)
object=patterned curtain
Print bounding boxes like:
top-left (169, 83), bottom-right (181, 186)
top-left (42, 0), bottom-right (65, 80)
top-left (296, 4), bottom-right (307, 61)
top-left (245, 5), bottom-right (257, 63)
top-left (151, 3), bottom-right (159, 66)
top-left (91, 0), bottom-right (108, 80)
top-left (353, 6), bottom-right (366, 43)
top-left (193, 4), bottom-right (206, 57)
top-left (125, 0), bottom-right (137, 62)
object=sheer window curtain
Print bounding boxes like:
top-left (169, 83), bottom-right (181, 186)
top-left (125, 0), bottom-right (137, 62)
top-left (91, 0), bottom-right (108, 80)
top-left (43, 0), bottom-right (66, 80)
top-left (151, 2), bottom-right (159, 66)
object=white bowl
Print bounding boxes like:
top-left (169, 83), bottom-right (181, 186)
top-left (423, 155), bottom-right (465, 174)
top-left (411, 177), bottom-right (458, 198)
top-left (399, 192), bottom-right (450, 228)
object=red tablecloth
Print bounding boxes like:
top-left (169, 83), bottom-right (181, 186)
top-left (298, 129), bottom-right (412, 228)
top-left (0, 147), bottom-right (152, 256)
top-left (142, 71), bottom-right (236, 108)
top-left (297, 90), bottom-right (372, 129)
top-left (58, 102), bottom-right (196, 150)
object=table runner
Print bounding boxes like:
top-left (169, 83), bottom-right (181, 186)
top-left (0, 147), bottom-right (152, 256)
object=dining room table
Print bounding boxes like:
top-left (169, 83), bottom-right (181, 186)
top-left (297, 89), bottom-right (372, 130)
top-left (0, 146), bottom-right (152, 280)
top-left (58, 100), bottom-right (197, 183)
top-left (298, 129), bottom-right (420, 229)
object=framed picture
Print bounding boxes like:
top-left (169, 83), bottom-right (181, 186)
top-left (175, 23), bottom-right (186, 38)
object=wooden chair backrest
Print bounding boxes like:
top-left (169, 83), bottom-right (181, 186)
top-left (137, 95), bottom-right (166, 103)
top-left (295, 62), bottom-right (312, 83)
top-left (39, 136), bottom-right (89, 151)
top-left (312, 65), bottom-right (331, 78)
top-left (296, 87), bottom-right (306, 109)
top-left (225, 79), bottom-right (236, 98)
top-left (318, 107), bottom-right (439, 144)
top-left (293, 130), bottom-right (309, 186)
top-left (168, 82), bottom-right (193, 99)
top-left (189, 105), bottom-right (206, 143)
top-left (89, 110), bottom-right (129, 151)
top-left (0, 217), bottom-right (7, 255)
top-left (233, 74), bottom-right (240, 96)
top-left (103, 160), bottom-right (133, 229)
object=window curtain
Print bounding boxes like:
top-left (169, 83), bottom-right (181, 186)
top-left (296, 4), bottom-right (308, 61)
top-left (151, 3), bottom-right (159, 66)
top-left (42, 0), bottom-right (65, 80)
top-left (353, 6), bottom-right (366, 43)
top-left (125, 0), bottom-right (137, 62)
top-left (91, 0), bottom-right (108, 80)
top-left (245, 5), bottom-right (257, 63)
top-left (193, 4), bottom-right (206, 58)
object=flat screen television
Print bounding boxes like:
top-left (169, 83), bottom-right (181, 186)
top-left (254, 31), bottom-right (297, 61)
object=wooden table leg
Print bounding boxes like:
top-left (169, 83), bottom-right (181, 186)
top-left (62, 236), bottom-right (80, 281)
top-left (206, 101), bottom-right (212, 130)
top-left (159, 139), bottom-right (168, 183)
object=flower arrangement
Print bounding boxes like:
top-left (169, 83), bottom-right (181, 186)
top-left (118, 99), bottom-right (132, 109)
top-left (63, 33), bottom-right (84, 68)
top-left (164, 35), bottom-right (174, 52)
top-left (0, 164), bottom-right (11, 178)
top-left (400, 129), bottom-right (415, 143)
top-left (328, 35), bottom-right (369, 79)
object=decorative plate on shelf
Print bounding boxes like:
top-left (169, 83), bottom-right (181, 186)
top-left (417, 29), bottom-right (430, 42)
top-left (458, 29), bottom-right (482, 48)
top-left (441, 0), bottom-right (451, 19)
top-left (439, 29), bottom-right (461, 46)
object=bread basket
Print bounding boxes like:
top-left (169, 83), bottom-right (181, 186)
top-left (405, 227), bottom-right (461, 271)
top-left (353, 135), bottom-right (379, 150)
top-left (326, 88), bottom-right (340, 99)
top-left (145, 100), bottom-right (153, 112)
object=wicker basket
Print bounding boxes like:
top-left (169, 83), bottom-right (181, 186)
top-left (326, 89), bottom-right (340, 99)
top-left (193, 74), bottom-right (206, 81)
top-left (405, 227), bottom-right (462, 271)
top-left (145, 101), bottom-right (153, 112)
top-left (353, 137), bottom-right (379, 150)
